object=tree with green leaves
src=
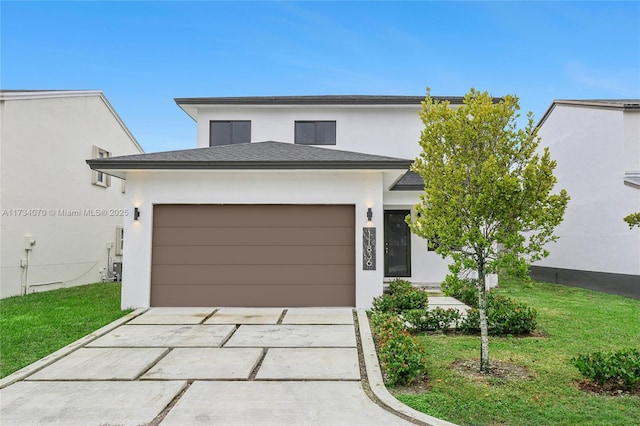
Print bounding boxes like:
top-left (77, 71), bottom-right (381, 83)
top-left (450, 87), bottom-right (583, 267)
top-left (624, 212), bottom-right (640, 229)
top-left (408, 88), bottom-right (569, 372)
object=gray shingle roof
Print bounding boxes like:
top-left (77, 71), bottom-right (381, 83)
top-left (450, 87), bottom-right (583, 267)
top-left (390, 170), bottom-right (424, 191)
top-left (174, 95), bottom-right (464, 106)
top-left (87, 141), bottom-right (413, 171)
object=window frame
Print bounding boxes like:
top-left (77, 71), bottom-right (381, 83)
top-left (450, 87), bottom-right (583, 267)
top-left (209, 120), bottom-right (251, 146)
top-left (294, 121), bottom-right (337, 145)
top-left (92, 146), bottom-right (111, 187)
top-left (115, 226), bottom-right (124, 256)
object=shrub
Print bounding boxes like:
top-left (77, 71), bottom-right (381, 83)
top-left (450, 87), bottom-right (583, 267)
top-left (371, 279), bottom-right (429, 314)
top-left (400, 307), bottom-right (462, 332)
top-left (378, 330), bottom-right (427, 386)
top-left (441, 276), bottom-right (479, 307)
top-left (459, 293), bottom-right (538, 335)
top-left (370, 311), bottom-right (404, 344)
top-left (572, 348), bottom-right (640, 391)
top-left (369, 308), bottom-right (428, 386)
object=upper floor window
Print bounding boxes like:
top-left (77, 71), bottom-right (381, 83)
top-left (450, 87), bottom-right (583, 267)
top-left (295, 121), bottom-right (336, 145)
top-left (210, 120), bottom-right (251, 146)
top-left (92, 146), bottom-right (111, 187)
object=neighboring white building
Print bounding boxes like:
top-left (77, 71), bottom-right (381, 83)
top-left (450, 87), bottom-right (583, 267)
top-left (531, 99), bottom-right (640, 298)
top-left (89, 95), bottom-right (466, 309)
top-left (0, 90), bottom-right (144, 298)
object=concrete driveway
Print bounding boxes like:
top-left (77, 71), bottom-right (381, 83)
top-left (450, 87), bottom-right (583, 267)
top-left (0, 308), bottom-right (455, 426)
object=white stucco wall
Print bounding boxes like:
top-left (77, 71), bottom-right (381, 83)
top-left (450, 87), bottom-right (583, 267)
top-left (535, 105), bottom-right (640, 276)
top-left (194, 105), bottom-right (425, 159)
top-left (0, 93), bottom-right (143, 298)
top-left (120, 169), bottom-right (406, 309)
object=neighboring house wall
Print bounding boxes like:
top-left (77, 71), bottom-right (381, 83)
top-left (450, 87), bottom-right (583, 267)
top-left (532, 101), bottom-right (640, 297)
top-left (0, 91), bottom-right (143, 298)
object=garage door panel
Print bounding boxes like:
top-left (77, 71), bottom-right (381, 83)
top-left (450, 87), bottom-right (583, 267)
top-left (151, 204), bottom-right (355, 307)
top-left (151, 264), bottom-right (355, 286)
top-left (151, 245), bottom-right (355, 265)
top-left (151, 284), bottom-right (355, 307)
top-left (153, 226), bottom-right (354, 247)
top-left (154, 205), bottom-right (354, 228)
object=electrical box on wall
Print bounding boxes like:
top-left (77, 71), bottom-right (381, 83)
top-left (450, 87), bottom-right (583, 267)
top-left (24, 236), bottom-right (36, 251)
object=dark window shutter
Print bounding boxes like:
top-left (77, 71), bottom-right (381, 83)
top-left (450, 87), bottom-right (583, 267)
top-left (315, 121), bottom-right (336, 145)
top-left (295, 122), bottom-right (316, 145)
top-left (295, 121), bottom-right (336, 145)
top-left (210, 121), bottom-right (251, 146)
top-left (232, 121), bottom-right (251, 144)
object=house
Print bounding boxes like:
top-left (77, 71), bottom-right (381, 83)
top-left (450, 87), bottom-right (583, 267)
top-left (87, 95), bottom-right (467, 309)
top-left (530, 99), bottom-right (640, 298)
top-left (0, 90), bottom-right (144, 298)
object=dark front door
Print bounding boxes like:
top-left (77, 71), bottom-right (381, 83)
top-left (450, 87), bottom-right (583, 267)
top-left (384, 210), bottom-right (411, 277)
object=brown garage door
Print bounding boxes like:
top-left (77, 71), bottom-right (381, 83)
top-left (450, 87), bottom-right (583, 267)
top-left (151, 204), bottom-right (355, 307)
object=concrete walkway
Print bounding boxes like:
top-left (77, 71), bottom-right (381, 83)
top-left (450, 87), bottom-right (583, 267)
top-left (0, 307), bottom-right (457, 426)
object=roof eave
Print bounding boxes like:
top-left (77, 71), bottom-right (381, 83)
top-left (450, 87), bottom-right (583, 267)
top-left (86, 160), bottom-right (412, 171)
top-left (537, 99), bottom-right (640, 129)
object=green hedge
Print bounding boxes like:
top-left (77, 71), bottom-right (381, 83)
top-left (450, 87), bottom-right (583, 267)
top-left (370, 312), bottom-right (428, 386)
top-left (572, 348), bottom-right (640, 391)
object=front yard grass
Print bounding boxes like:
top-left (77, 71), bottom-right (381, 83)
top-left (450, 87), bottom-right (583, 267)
top-left (0, 282), bottom-right (131, 378)
top-left (394, 277), bottom-right (640, 426)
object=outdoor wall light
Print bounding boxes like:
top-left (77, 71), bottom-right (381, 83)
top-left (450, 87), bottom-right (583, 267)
top-left (367, 207), bottom-right (373, 222)
top-left (134, 207), bottom-right (140, 221)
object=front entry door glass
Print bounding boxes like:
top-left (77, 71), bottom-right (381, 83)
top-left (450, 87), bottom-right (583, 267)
top-left (384, 210), bottom-right (411, 277)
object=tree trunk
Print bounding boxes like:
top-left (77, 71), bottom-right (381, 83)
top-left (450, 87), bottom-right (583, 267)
top-left (478, 265), bottom-right (489, 372)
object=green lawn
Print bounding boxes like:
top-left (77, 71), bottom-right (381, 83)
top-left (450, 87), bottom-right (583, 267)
top-left (395, 277), bottom-right (640, 426)
top-left (0, 282), bottom-right (131, 378)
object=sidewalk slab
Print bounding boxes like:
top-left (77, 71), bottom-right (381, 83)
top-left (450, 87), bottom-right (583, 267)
top-left (205, 308), bottom-right (283, 324)
top-left (0, 380), bottom-right (186, 426)
top-left (26, 347), bottom-right (167, 381)
top-left (429, 296), bottom-right (468, 306)
top-left (225, 324), bottom-right (356, 348)
top-left (87, 324), bottom-right (235, 347)
top-left (159, 381), bottom-right (410, 426)
top-left (142, 348), bottom-right (263, 380)
top-left (128, 308), bottom-right (214, 324)
top-left (256, 348), bottom-right (360, 380)
top-left (282, 308), bottom-right (354, 324)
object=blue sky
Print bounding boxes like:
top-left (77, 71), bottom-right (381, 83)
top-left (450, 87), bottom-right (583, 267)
top-left (2, 1), bottom-right (639, 153)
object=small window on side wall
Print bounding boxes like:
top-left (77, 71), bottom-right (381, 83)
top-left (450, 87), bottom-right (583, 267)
top-left (115, 226), bottom-right (124, 256)
top-left (210, 121), bottom-right (251, 146)
top-left (295, 121), bottom-right (336, 145)
top-left (92, 146), bottom-right (111, 187)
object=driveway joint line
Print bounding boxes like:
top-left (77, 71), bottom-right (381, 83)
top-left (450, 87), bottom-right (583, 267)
top-left (218, 324), bottom-right (239, 347)
top-left (148, 380), bottom-right (192, 426)
top-left (248, 348), bottom-right (268, 381)
top-left (276, 309), bottom-right (288, 324)
top-left (134, 348), bottom-right (173, 381)
top-left (199, 308), bottom-right (219, 324)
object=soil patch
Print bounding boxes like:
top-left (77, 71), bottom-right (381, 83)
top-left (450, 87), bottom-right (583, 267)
top-left (390, 374), bottom-right (431, 395)
top-left (576, 380), bottom-right (640, 397)
top-left (451, 359), bottom-right (532, 381)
